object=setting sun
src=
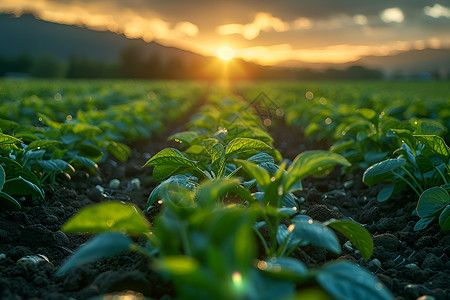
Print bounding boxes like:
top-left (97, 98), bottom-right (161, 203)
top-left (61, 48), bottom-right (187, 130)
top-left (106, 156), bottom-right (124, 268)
top-left (216, 46), bottom-right (235, 61)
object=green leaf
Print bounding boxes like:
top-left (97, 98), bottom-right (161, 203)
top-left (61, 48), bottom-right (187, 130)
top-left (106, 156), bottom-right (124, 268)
top-left (62, 201), bottom-right (151, 235)
top-left (37, 113), bottom-right (61, 129)
top-left (284, 151), bottom-right (350, 193)
top-left (3, 176), bottom-right (44, 199)
top-left (390, 129), bottom-right (416, 153)
top-left (247, 152), bottom-right (274, 164)
top-left (211, 143), bottom-right (226, 177)
top-left (0, 164), bottom-right (5, 190)
top-left (106, 141), bottom-right (129, 162)
top-left (326, 220), bottom-right (373, 261)
top-left (152, 164), bottom-right (188, 181)
top-left (260, 257), bottom-right (308, 280)
top-left (56, 232), bottom-right (133, 275)
top-left (317, 261), bottom-right (394, 300)
top-left (0, 133), bottom-right (22, 147)
top-left (414, 135), bottom-right (450, 159)
top-left (0, 119), bottom-right (20, 131)
top-left (169, 131), bottom-right (200, 145)
top-left (291, 220), bottom-right (341, 254)
top-left (377, 183), bottom-right (394, 202)
top-left (195, 178), bottom-right (240, 207)
top-left (0, 191), bottom-right (21, 210)
top-left (154, 255), bottom-right (199, 276)
top-left (235, 159), bottom-right (271, 188)
top-left (26, 140), bottom-right (63, 151)
top-left (414, 216), bottom-right (435, 231)
top-left (363, 158), bottom-right (406, 186)
top-left (225, 138), bottom-right (271, 158)
top-left (439, 205), bottom-right (450, 230)
top-left (147, 175), bottom-right (192, 208)
top-left (38, 159), bottom-right (75, 173)
top-left (416, 187), bottom-right (450, 218)
top-left (73, 156), bottom-right (98, 169)
top-left (143, 148), bottom-right (197, 168)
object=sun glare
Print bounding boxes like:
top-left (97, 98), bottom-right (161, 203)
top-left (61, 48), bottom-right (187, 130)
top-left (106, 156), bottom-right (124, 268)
top-left (216, 46), bottom-right (235, 61)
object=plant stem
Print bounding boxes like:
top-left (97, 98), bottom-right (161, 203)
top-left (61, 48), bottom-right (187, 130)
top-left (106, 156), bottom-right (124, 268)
top-left (401, 167), bottom-right (424, 193)
top-left (392, 170), bottom-right (421, 197)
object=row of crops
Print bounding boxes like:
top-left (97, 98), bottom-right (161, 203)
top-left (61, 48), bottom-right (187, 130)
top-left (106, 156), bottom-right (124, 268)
top-left (1, 80), bottom-right (449, 299)
top-left (238, 81), bottom-right (450, 231)
top-left (0, 80), bottom-right (207, 210)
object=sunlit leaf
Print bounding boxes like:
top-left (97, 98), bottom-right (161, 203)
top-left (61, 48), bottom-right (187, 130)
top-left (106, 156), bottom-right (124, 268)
top-left (414, 135), bottom-right (450, 159)
top-left (62, 201), bottom-right (150, 235)
top-left (363, 158), bottom-right (406, 186)
top-left (225, 138), bottom-right (271, 158)
top-left (326, 220), bottom-right (373, 261)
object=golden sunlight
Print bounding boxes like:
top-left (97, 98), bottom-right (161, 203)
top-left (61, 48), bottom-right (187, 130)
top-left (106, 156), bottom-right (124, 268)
top-left (216, 46), bottom-right (235, 61)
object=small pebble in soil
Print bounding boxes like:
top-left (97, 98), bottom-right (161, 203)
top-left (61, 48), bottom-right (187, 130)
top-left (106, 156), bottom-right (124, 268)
top-left (143, 153), bottom-right (151, 159)
top-left (405, 263), bottom-right (421, 271)
top-left (87, 187), bottom-right (104, 202)
top-left (95, 185), bottom-right (105, 193)
top-left (109, 179), bottom-right (121, 189)
top-left (343, 180), bottom-right (354, 189)
top-left (369, 258), bottom-right (382, 270)
top-left (130, 178), bottom-right (141, 190)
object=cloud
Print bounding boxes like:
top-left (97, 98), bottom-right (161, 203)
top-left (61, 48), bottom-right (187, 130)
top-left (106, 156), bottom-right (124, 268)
top-left (424, 4), bottom-right (450, 18)
top-left (380, 7), bottom-right (404, 23)
top-left (0, 0), bottom-right (199, 42)
top-left (217, 12), bottom-right (289, 40)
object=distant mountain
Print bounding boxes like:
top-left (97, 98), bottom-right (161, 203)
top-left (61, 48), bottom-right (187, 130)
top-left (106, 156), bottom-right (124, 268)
top-left (0, 13), bottom-right (203, 64)
top-left (348, 49), bottom-right (450, 77)
top-left (275, 49), bottom-right (450, 77)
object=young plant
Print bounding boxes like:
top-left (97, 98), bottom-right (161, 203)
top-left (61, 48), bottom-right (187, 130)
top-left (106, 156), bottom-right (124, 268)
top-left (363, 133), bottom-right (450, 202)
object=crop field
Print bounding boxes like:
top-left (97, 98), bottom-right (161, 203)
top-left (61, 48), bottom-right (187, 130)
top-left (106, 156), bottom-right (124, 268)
top-left (0, 79), bottom-right (449, 300)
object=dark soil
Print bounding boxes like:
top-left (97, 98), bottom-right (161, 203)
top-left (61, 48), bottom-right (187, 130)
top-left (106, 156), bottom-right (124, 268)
top-left (1, 106), bottom-right (449, 300)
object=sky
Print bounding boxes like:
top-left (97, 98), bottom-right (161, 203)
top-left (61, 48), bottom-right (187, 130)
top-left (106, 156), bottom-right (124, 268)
top-left (1, 0), bottom-right (450, 65)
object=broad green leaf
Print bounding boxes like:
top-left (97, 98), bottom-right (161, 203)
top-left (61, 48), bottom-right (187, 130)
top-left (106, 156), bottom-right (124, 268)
top-left (416, 187), bottom-right (450, 217)
top-left (80, 143), bottom-right (104, 162)
top-left (414, 216), bottom-right (435, 231)
top-left (377, 183), bottom-right (394, 202)
top-left (284, 151), bottom-right (350, 193)
top-left (37, 113), bottom-right (61, 129)
top-left (154, 255), bottom-right (199, 275)
top-left (247, 152), bottom-right (274, 164)
top-left (291, 220), bottom-right (341, 254)
top-left (62, 201), bottom-right (150, 235)
top-left (356, 108), bottom-right (377, 120)
top-left (143, 148), bottom-right (197, 168)
top-left (414, 135), bottom-right (450, 159)
top-left (203, 138), bottom-right (219, 154)
top-left (147, 175), bottom-right (192, 208)
top-left (225, 138), bottom-right (271, 158)
top-left (38, 159), bottom-right (75, 173)
top-left (317, 261), bottom-right (394, 300)
top-left (0, 191), bottom-right (21, 210)
top-left (73, 123), bottom-right (102, 135)
top-left (439, 205), bottom-right (450, 230)
top-left (73, 156), bottom-right (98, 169)
top-left (106, 141), bottom-right (129, 162)
top-left (326, 220), bottom-right (373, 261)
top-left (363, 158), bottom-right (406, 186)
top-left (3, 176), bottom-right (44, 199)
top-left (27, 140), bottom-right (63, 151)
top-left (259, 257), bottom-right (307, 280)
top-left (276, 224), bottom-right (303, 249)
top-left (330, 139), bottom-right (354, 154)
top-left (0, 133), bottom-right (22, 146)
top-left (0, 157), bottom-right (22, 170)
top-left (211, 143), bottom-right (226, 177)
top-left (152, 164), bottom-right (188, 181)
top-left (0, 119), bottom-right (19, 131)
top-left (56, 232), bottom-right (133, 275)
top-left (235, 159), bottom-right (271, 188)
top-left (0, 164), bottom-right (5, 190)
top-left (195, 178), bottom-right (240, 207)
top-left (169, 131), bottom-right (200, 145)
top-left (390, 129), bottom-right (416, 153)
